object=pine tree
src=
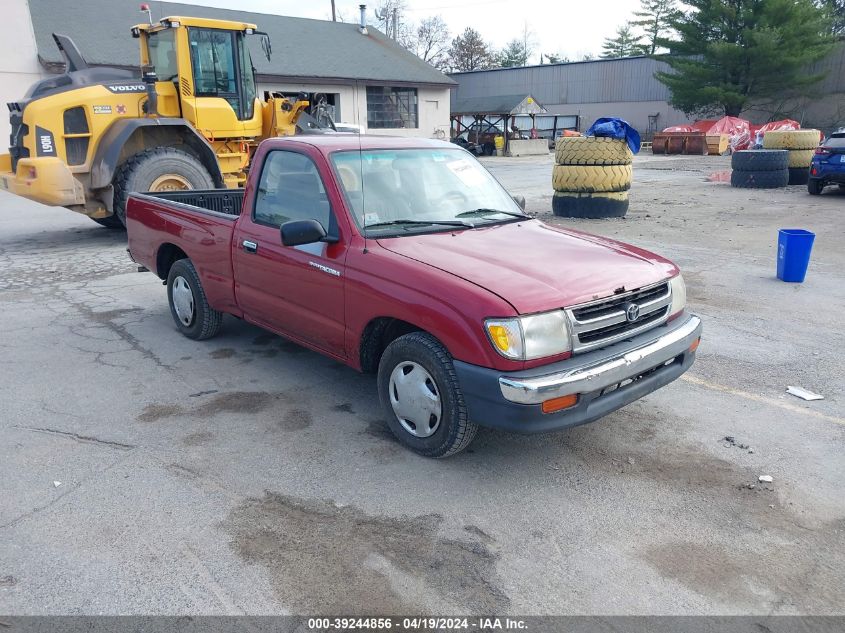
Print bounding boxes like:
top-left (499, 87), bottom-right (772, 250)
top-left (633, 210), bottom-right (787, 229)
top-left (631, 0), bottom-right (681, 54)
top-left (656, 0), bottom-right (835, 117)
top-left (601, 25), bottom-right (647, 59)
top-left (448, 28), bottom-right (496, 71)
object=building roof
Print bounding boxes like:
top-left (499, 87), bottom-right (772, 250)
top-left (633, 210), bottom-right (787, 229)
top-left (451, 94), bottom-right (547, 116)
top-left (27, 0), bottom-right (455, 86)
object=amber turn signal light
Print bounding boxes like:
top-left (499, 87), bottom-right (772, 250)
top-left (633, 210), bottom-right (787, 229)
top-left (541, 394), bottom-right (578, 414)
top-left (689, 337), bottom-right (701, 354)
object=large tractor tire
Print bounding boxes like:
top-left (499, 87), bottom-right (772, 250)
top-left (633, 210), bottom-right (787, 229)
top-left (555, 136), bottom-right (633, 166)
top-left (762, 129), bottom-right (821, 151)
top-left (552, 164), bottom-right (632, 193)
top-left (730, 169), bottom-right (789, 189)
top-left (113, 147), bottom-right (215, 226)
top-left (552, 191), bottom-right (629, 218)
top-left (787, 149), bottom-right (815, 168)
top-left (731, 149), bottom-right (789, 172)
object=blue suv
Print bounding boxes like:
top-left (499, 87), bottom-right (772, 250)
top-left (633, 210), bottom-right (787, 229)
top-left (808, 130), bottom-right (845, 195)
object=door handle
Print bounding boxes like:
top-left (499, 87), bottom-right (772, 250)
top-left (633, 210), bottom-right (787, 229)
top-left (242, 240), bottom-right (258, 254)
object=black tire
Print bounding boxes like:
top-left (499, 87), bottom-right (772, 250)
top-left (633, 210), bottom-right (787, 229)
top-left (113, 147), bottom-right (215, 226)
top-left (730, 169), bottom-right (789, 189)
top-left (731, 149), bottom-right (789, 172)
top-left (552, 192), bottom-right (629, 218)
top-left (483, 143), bottom-right (495, 156)
top-left (90, 215), bottom-right (124, 229)
top-left (377, 332), bottom-right (478, 458)
top-left (808, 178), bottom-right (824, 195)
top-left (166, 259), bottom-right (223, 340)
top-left (788, 167), bottom-right (810, 186)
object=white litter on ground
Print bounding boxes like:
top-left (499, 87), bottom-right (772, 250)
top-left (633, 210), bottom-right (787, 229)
top-left (786, 386), bottom-right (824, 401)
top-left (759, 475), bottom-right (774, 483)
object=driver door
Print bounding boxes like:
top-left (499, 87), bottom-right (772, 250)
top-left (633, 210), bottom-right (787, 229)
top-left (232, 148), bottom-right (348, 356)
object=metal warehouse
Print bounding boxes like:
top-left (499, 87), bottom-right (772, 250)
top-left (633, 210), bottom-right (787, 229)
top-left (449, 47), bottom-right (845, 136)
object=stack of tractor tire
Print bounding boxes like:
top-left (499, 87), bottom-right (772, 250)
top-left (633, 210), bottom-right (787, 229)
top-left (762, 129), bottom-right (820, 185)
top-left (730, 150), bottom-right (789, 189)
top-left (552, 137), bottom-right (633, 218)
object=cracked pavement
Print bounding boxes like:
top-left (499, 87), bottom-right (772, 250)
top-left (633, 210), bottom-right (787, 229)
top-left (0, 155), bottom-right (844, 615)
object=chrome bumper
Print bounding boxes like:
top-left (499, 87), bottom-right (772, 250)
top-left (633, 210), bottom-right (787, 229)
top-left (499, 314), bottom-right (702, 405)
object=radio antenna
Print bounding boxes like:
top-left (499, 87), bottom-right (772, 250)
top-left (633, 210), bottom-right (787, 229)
top-left (359, 122), bottom-right (368, 254)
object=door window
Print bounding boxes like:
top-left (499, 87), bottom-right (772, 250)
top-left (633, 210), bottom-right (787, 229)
top-left (254, 151), bottom-right (334, 233)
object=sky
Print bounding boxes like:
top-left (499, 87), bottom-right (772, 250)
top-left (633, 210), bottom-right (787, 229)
top-left (175, 0), bottom-right (642, 63)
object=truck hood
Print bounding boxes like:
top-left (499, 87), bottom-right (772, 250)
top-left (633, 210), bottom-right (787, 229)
top-left (377, 220), bottom-right (678, 314)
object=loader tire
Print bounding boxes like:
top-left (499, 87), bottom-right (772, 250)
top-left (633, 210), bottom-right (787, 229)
top-left (552, 191), bottom-right (629, 218)
top-left (731, 149), bottom-right (789, 172)
top-left (554, 136), bottom-right (633, 165)
top-left (730, 169), bottom-right (789, 189)
top-left (787, 149), bottom-right (815, 168)
top-left (113, 147), bottom-right (215, 226)
top-left (552, 164), bottom-right (632, 193)
top-left (788, 167), bottom-right (810, 186)
top-left (762, 129), bottom-right (821, 150)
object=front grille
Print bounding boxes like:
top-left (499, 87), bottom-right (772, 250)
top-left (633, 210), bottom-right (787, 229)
top-left (567, 281), bottom-right (672, 352)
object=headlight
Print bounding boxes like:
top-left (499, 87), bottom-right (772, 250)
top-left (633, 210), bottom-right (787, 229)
top-left (669, 274), bottom-right (686, 317)
top-left (485, 310), bottom-right (571, 360)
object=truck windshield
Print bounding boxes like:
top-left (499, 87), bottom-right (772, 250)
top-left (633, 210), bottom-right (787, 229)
top-left (331, 148), bottom-right (527, 234)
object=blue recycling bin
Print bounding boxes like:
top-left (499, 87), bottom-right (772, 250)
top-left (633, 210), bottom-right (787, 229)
top-left (777, 229), bottom-right (815, 283)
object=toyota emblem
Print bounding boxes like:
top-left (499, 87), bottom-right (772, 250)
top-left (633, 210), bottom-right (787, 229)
top-left (625, 303), bottom-right (640, 323)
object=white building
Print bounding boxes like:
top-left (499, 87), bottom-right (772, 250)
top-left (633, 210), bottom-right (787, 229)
top-left (0, 0), bottom-right (454, 144)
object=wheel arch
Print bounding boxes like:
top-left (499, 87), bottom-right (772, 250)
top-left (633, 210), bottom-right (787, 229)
top-left (156, 242), bottom-right (189, 280)
top-left (359, 317), bottom-right (432, 374)
top-left (90, 118), bottom-right (224, 192)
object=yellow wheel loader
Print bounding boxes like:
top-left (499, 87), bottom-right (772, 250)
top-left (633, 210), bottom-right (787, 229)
top-left (0, 15), bottom-right (335, 228)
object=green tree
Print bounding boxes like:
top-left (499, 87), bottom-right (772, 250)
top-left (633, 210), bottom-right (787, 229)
top-left (656, 0), bottom-right (835, 117)
top-left (543, 53), bottom-right (569, 63)
top-left (632, 0), bottom-right (682, 54)
top-left (816, 0), bottom-right (845, 35)
top-left (601, 25), bottom-right (648, 58)
top-left (448, 27), bottom-right (496, 71)
top-left (498, 39), bottom-right (530, 67)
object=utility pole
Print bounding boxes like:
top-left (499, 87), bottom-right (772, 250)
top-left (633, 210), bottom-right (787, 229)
top-left (331, 0), bottom-right (336, 21)
top-left (392, 7), bottom-right (398, 40)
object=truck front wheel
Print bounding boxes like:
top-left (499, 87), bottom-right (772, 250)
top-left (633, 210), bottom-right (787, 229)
top-left (166, 259), bottom-right (223, 340)
top-left (377, 332), bottom-right (478, 458)
top-left (113, 147), bottom-right (215, 226)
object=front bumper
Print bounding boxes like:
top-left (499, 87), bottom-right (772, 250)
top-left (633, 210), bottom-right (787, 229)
top-left (453, 313), bottom-right (702, 434)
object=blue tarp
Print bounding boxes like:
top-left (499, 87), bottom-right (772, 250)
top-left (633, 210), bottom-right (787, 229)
top-left (586, 117), bottom-right (641, 154)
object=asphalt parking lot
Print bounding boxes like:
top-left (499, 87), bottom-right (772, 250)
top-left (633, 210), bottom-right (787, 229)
top-left (1, 153), bottom-right (843, 615)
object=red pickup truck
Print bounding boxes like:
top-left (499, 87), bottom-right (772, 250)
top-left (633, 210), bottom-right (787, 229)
top-left (127, 135), bottom-right (702, 458)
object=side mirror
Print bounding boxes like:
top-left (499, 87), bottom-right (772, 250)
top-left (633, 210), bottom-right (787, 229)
top-left (512, 194), bottom-right (526, 211)
top-left (280, 219), bottom-right (327, 246)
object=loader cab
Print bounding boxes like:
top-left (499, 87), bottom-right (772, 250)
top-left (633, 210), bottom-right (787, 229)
top-left (134, 16), bottom-right (263, 138)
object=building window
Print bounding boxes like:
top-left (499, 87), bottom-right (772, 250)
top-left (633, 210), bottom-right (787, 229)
top-left (366, 86), bottom-right (418, 129)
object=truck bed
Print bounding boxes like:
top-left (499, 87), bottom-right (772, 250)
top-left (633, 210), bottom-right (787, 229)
top-left (126, 190), bottom-right (241, 316)
top-left (147, 189), bottom-right (245, 216)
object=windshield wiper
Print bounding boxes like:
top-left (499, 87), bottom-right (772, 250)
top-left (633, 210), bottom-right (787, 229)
top-left (456, 207), bottom-right (531, 219)
top-left (365, 219), bottom-right (475, 230)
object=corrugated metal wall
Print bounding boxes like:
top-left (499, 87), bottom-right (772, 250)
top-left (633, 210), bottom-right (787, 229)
top-left (451, 57), bottom-right (673, 106)
top-left (450, 44), bottom-right (845, 131)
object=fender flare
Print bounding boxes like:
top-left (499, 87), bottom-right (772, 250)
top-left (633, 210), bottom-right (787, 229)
top-left (90, 118), bottom-right (225, 190)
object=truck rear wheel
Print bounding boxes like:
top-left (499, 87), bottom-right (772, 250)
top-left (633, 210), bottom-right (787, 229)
top-left (166, 259), bottom-right (223, 340)
top-left (377, 332), bottom-right (478, 458)
top-left (113, 147), bottom-right (215, 226)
